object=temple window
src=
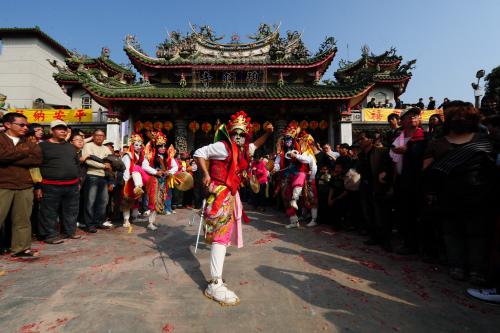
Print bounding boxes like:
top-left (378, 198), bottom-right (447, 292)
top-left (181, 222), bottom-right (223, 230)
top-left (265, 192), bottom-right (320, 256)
top-left (81, 95), bottom-right (92, 109)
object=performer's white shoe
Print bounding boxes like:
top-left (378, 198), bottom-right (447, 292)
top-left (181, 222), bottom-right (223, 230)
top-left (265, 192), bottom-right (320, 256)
top-left (147, 223), bottom-right (158, 231)
top-left (123, 220), bottom-right (131, 228)
top-left (286, 221), bottom-right (300, 229)
top-left (306, 219), bottom-right (317, 227)
top-left (290, 200), bottom-right (298, 210)
top-left (204, 279), bottom-right (240, 306)
top-left (143, 210), bottom-right (151, 217)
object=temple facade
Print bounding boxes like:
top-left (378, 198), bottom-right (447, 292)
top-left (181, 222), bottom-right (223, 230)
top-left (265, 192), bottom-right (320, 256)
top-left (53, 24), bottom-right (415, 151)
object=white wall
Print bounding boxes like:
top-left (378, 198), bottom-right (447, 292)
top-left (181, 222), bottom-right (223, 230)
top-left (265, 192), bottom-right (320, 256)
top-left (366, 87), bottom-right (395, 106)
top-left (0, 37), bottom-right (71, 108)
top-left (69, 87), bottom-right (106, 121)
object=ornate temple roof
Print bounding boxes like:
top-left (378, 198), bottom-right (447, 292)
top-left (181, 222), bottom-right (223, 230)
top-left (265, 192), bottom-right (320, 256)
top-left (65, 47), bottom-right (135, 80)
top-left (124, 24), bottom-right (337, 71)
top-left (330, 47), bottom-right (415, 96)
top-left (52, 24), bottom-right (415, 108)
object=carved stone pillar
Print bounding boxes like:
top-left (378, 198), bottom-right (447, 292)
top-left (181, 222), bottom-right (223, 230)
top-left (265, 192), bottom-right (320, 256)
top-left (174, 119), bottom-right (188, 153)
top-left (105, 105), bottom-right (122, 148)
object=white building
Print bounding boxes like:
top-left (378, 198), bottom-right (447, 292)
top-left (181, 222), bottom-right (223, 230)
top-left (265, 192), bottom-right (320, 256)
top-left (0, 27), bottom-right (118, 141)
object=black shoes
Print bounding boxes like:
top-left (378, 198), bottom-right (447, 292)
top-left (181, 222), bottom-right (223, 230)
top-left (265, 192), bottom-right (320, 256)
top-left (86, 226), bottom-right (97, 233)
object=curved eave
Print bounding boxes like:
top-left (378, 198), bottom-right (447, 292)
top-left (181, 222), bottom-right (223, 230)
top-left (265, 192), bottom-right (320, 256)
top-left (126, 47), bottom-right (336, 72)
top-left (97, 58), bottom-right (135, 79)
top-left (82, 85), bottom-right (372, 104)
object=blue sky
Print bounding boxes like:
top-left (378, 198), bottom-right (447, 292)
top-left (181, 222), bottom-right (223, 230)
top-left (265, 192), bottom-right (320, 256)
top-left (2, 0), bottom-right (499, 104)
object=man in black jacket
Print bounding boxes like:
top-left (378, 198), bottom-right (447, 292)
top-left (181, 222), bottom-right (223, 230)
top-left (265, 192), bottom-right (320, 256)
top-left (36, 120), bottom-right (81, 243)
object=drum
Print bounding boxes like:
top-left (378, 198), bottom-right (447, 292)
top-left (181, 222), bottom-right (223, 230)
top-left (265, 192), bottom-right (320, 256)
top-left (174, 171), bottom-right (194, 191)
top-left (249, 175), bottom-right (260, 194)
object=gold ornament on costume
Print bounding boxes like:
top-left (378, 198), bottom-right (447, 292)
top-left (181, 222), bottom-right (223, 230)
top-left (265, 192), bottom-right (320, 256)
top-left (129, 132), bottom-right (144, 145)
top-left (227, 110), bottom-right (252, 134)
top-left (153, 131), bottom-right (167, 146)
top-left (282, 123), bottom-right (300, 138)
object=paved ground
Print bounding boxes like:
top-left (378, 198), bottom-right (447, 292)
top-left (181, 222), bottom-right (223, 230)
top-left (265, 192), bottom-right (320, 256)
top-left (1, 207), bottom-right (500, 333)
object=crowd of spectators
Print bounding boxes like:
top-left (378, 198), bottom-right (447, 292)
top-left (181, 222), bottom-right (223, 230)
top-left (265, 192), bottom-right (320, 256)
top-left (287, 102), bottom-right (500, 304)
top-left (1, 101), bottom-right (500, 304)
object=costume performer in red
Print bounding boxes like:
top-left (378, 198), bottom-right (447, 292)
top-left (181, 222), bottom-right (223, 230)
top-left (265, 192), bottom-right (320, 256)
top-left (194, 111), bottom-right (273, 306)
top-left (274, 124), bottom-right (318, 228)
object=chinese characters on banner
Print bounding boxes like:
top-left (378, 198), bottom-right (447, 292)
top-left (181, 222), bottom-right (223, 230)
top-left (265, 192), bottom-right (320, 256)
top-left (7, 109), bottom-right (93, 123)
top-left (362, 108), bottom-right (444, 122)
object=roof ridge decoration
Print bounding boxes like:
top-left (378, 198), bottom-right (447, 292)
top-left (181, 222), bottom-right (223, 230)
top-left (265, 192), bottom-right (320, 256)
top-left (124, 23), bottom-right (337, 65)
top-left (329, 50), bottom-right (416, 87)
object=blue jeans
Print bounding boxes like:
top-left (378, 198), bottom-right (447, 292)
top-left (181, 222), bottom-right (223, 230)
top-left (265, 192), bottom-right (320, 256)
top-left (38, 183), bottom-right (80, 239)
top-left (165, 188), bottom-right (173, 213)
top-left (84, 175), bottom-right (108, 227)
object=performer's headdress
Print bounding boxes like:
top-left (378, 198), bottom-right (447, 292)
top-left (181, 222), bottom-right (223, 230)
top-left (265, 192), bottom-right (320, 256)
top-left (129, 132), bottom-right (144, 145)
top-left (282, 124), bottom-right (300, 139)
top-left (153, 131), bottom-right (167, 147)
top-left (296, 130), bottom-right (317, 160)
top-left (145, 131), bottom-right (168, 162)
top-left (227, 110), bottom-right (252, 134)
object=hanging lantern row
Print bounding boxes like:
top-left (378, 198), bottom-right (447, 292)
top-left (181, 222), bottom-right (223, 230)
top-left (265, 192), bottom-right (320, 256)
top-left (134, 120), bottom-right (174, 132)
top-left (286, 120), bottom-right (328, 131)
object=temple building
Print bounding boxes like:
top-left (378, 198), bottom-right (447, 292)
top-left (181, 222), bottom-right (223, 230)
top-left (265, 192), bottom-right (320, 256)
top-left (53, 23), bottom-right (415, 150)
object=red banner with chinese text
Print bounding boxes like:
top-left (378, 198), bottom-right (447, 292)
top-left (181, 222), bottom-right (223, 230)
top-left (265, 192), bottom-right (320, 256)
top-left (7, 109), bottom-right (93, 123)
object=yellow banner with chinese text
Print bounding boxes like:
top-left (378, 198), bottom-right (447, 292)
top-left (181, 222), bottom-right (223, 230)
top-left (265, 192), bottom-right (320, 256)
top-left (7, 109), bottom-right (93, 123)
top-left (363, 108), bottom-right (443, 122)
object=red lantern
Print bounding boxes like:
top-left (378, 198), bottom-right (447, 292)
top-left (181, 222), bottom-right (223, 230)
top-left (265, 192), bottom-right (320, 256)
top-left (144, 121), bottom-right (153, 130)
top-left (163, 121), bottom-right (173, 132)
top-left (153, 121), bottom-right (163, 130)
top-left (309, 120), bottom-right (319, 130)
top-left (299, 120), bottom-right (309, 129)
top-left (289, 120), bottom-right (299, 128)
top-left (319, 120), bottom-right (328, 130)
top-left (252, 121), bottom-right (261, 132)
top-left (134, 121), bottom-right (143, 132)
top-left (201, 122), bottom-right (212, 134)
top-left (189, 121), bottom-right (199, 133)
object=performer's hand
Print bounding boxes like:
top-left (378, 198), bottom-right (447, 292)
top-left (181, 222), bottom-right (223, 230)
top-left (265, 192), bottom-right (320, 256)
top-left (290, 151), bottom-right (297, 159)
top-left (34, 189), bottom-right (43, 201)
top-left (202, 174), bottom-right (211, 187)
top-left (378, 172), bottom-right (387, 184)
top-left (264, 123), bottom-right (274, 133)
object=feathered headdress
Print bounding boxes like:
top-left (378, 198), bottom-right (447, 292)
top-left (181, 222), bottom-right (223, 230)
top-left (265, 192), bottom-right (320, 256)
top-left (282, 123), bottom-right (300, 139)
top-left (227, 110), bottom-right (252, 134)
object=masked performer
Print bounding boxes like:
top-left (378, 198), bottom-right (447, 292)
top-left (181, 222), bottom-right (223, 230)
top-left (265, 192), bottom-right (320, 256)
top-left (194, 111), bottom-right (273, 306)
top-left (122, 133), bottom-right (161, 230)
top-left (274, 125), bottom-right (317, 228)
top-left (143, 131), bottom-right (170, 228)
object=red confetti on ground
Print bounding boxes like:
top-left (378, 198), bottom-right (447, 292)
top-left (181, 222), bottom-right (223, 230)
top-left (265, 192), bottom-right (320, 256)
top-left (162, 323), bottom-right (174, 332)
top-left (47, 318), bottom-right (69, 331)
top-left (19, 321), bottom-right (42, 333)
top-left (240, 280), bottom-right (249, 285)
top-left (352, 257), bottom-right (389, 275)
top-left (253, 232), bottom-right (280, 245)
